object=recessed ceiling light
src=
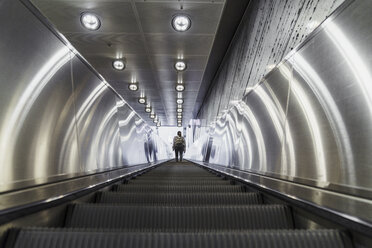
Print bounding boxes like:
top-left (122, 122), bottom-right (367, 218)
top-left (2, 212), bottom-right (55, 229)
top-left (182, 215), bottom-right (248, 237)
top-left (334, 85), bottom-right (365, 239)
top-left (176, 84), bottom-right (185, 92)
top-left (150, 113), bottom-right (156, 119)
top-left (177, 114), bottom-right (182, 118)
top-left (178, 119), bottom-right (182, 123)
top-left (128, 82), bottom-right (138, 91)
top-left (176, 98), bottom-right (184, 104)
top-left (177, 108), bottom-right (183, 113)
top-left (113, 60), bottom-right (125, 71)
top-left (138, 97), bottom-right (146, 104)
top-left (174, 61), bottom-right (187, 71)
top-left (80, 12), bottom-right (101, 31)
top-left (172, 14), bottom-right (191, 32)
top-left (145, 105), bottom-right (152, 113)
top-left (178, 124), bottom-right (182, 127)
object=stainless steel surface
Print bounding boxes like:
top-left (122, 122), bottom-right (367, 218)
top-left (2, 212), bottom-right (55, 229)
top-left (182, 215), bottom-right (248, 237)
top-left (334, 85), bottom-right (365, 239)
top-left (31, 0), bottom-right (227, 126)
top-left (72, 57), bottom-right (122, 171)
top-left (117, 99), bottom-right (168, 165)
top-left (0, 0), bottom-right (79, 189)
top-left (187, 0), bottom-right (372, 209)
top-left (0, 161), bottom-right (164, 214)
top-left (192, 161), bottom-right (372, 235)
top-left (195, 0), bottom-right (345, 128)
top-left (0, 0), bottom-right (171, 192)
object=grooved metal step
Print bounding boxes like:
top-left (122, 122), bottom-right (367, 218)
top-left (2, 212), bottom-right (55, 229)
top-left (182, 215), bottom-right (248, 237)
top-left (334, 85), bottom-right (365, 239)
top-left (132, 177), bottom-right (222, 181)
top-left (96, 192), bottom-right (262, 205)
top-left (10, 229), bottom-right (352, 248)
top-left (6, 162), bottom-right (354, 248)
top-left (65, 204), bottom-right (293, 231)
top-left (143, 173), bottom-right (213, 176)
top-left (113, 184), bottom-right (247, 193)
top-left (128, 179), bottom-right (231, 185)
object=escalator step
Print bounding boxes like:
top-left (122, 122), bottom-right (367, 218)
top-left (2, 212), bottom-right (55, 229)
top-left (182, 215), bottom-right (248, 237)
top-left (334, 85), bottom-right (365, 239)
top-left (143, 173), bottom-right (213, 176)
top-left (133, 177), bottom-right (222, 180)
top-left (65, 204), bottom-right (293, 231)
top-left (96, 192), bottom-right (262, 205)
top-left (10, 229), bottom-right (352, 248)
top-left (144, 169), bottom-right (212, 175)
top-left (128, 180), bottom-right (231, 185)
top-left (139, 175), bottom-right (215, 178)
top-left (113, 184), bottom-right (246, 193)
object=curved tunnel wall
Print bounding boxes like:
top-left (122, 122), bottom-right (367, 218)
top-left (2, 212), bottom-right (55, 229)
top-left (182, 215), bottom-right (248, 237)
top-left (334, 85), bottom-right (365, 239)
top-left (0, 0), bottom-right (171, 193)
top-left (187, 0), bottom-right (372, 198)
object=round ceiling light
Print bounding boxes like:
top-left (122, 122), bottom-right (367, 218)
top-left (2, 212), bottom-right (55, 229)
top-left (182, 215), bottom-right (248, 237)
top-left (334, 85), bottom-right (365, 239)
top-left (138, 97), bottom-right (146, 104)
top-left (128, 83), bottom-right (138, 91)
top-left (177, 108), bottom-right (183, 113)
top-left (176, 98), bottom-right (184, 104)
top-left (172, 14), bottom-right (191, 32)
top-left (175, 84), bottom-right (185, 92)
top-left (113, 60), bottom-right (125, 71)
top-left (174, 61), bottom-right (187, 71)
top-left (80, 13), bottom-right (101, 31)
top-left (145, 104), bottom-right (151, 113)
top-left (145, 108), bottom-right (151, 113)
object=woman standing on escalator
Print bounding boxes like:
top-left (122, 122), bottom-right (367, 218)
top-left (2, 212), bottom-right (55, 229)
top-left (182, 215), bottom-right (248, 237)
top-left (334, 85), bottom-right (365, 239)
top-left (172, 131), bottom-right (186, 162)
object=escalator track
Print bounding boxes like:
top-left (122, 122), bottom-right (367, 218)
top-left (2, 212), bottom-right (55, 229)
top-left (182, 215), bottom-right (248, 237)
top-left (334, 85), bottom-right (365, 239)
top-left (5, 162), bottom-right (353, 248)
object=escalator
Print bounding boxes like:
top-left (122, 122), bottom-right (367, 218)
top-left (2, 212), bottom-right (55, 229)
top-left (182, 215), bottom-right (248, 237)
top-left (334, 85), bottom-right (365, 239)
top-left (5, 162), bottom-right (353, 247)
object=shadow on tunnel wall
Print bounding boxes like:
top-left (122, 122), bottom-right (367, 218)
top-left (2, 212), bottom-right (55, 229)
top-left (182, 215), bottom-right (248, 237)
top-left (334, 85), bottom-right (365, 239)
top-left (0, 0), bottom-right (171, 193)
top-left (187, 0), bottom-right (372, 199)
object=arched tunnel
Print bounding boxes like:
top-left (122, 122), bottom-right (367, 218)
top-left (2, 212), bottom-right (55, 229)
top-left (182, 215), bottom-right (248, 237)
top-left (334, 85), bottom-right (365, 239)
top-left (1, 0), bottom-right (372, 247)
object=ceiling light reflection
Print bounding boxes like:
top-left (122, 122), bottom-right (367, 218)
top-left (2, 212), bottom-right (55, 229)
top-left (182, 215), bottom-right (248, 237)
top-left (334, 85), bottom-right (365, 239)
top-left (138, 97), bottom-right (146, 104)
top-left (112, 60), bottom-right (125, 71)
top-left (80, 12), bottom-right (101, 31)
top-left (175, 61), bottom-right (187, 71)
top-left (128, 82), bottom-right (138, 91)
top-left (176, 84), bottom-right (185, 92)
top-left (172, 14), bottom-right (191, 32)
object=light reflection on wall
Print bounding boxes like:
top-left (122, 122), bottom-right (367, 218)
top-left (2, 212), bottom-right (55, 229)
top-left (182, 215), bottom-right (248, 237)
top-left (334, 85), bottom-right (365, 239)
top-left (0, 0), bottom-right (172, 192)
top-left (187, 0), bottom-right (372, 193)
top-left (325, 22), bottom-right (372, 116)
top-left (293, 54), bottom-right (354, 180)
top-left (0, 47), bottom-right (71, 183)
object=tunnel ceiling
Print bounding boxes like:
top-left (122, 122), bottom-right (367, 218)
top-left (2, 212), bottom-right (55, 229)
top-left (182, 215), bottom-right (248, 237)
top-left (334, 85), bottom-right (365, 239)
top-left (30, 0), bottom-right (247, 127)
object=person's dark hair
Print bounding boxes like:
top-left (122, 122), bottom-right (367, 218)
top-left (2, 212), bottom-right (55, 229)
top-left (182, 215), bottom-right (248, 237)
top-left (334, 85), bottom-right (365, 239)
top-left (177, 131), bottom-right (182, 136)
